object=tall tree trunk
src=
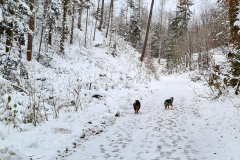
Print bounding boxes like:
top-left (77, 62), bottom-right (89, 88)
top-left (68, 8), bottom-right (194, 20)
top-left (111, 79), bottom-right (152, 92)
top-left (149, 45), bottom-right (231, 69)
top-left (70, 0), bottom-right (76, 44)
top-left (98, 0), bottom-right (104, 31)
top-left (140, 0), bottom-right (154, 61)
top-left (60, 0), bottom-right (69, 54)
top-left (109, 1), bottom-right (114, 45)
top-left (6, 23), bottom-right (13, 53)
top-left (105, 0), bottom-right (113, 38)
top-left (47, 0), bottom-right (52, 46)
top-left (78, 0), bottom-right (83, 30)
top-left (27, 0), bottom-right (35, 61)
top-left (39, 0), bottom-right (49, 55)
top-left (48, 19), bottom-right (53, 46)
top-left (0, 0), bottom-right (3, 38)
top-left (85, 7), bottom-right (89, 47)
top-left (38, 26), bottom-right (44, 56)
top-left (229, 0), bottom-right (240, 47)
top-left (93, 0), bottom-right (100, 41)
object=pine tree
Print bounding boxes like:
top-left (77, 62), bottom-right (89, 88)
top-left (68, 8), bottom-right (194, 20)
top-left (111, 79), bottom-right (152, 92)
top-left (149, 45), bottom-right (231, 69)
top-left (47, 1), bottom-right (61, 47)
top-left (166, 0), bottom-right (193, 70)
top-left (130, 16), bottom-right (141, 47)
top-left (151, 24), bottom-right (160, 58)
top-left (170, 0), bottom-right (193, 40)
top-left (129, 0), bottom-right (141, 47)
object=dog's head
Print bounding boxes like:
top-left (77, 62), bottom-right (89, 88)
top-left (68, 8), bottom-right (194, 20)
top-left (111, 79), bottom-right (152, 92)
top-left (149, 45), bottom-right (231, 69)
top-left (170, 97), bottom-right (174, 101)
top-left (134, 100), bottom-right (140, 105)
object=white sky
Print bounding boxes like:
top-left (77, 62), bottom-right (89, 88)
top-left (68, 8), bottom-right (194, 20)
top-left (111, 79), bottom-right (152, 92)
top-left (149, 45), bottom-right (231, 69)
top-left (144, 0), bottom-right (217, 14)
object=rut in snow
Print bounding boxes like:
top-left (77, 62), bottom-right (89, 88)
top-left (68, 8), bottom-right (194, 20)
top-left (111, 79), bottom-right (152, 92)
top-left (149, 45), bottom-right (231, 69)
top-left (66, 76), bottom-right (205, 160)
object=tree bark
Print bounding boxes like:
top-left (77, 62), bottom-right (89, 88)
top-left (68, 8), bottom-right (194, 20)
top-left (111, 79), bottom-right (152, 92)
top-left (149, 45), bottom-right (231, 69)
top-left (39, 0), bottom-right (49, 55)
top-left (85, 7), bottom-right (89, 47)
top-left (228, 0), bottom-right (240, 47)
top-left (98, 0), bottom-right (104, 31)
top-left (93, 0), bottom-right (101, 41)
top-left (48, 19), bottom-right (53, 46)
top-left (6, 23), bottom-right (13, 53)
top-left (105, 0), bottom-right (113, 38)
top-left (78, 0), bottom-right (83, 30)
top-left (70, 0), bottom-right (76, 44)
top-left (27, 0), bottom-right (35, 61)
top-left (140, 0), bottom-right (154, 61)
top-left (60, 0), bottom-right (69, 54)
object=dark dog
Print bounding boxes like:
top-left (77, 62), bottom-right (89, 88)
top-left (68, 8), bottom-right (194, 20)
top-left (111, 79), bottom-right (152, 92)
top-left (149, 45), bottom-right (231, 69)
top-left (164, 97), bottom-right (174, 110)
top-left (133, 100), bottom-right (141, 114)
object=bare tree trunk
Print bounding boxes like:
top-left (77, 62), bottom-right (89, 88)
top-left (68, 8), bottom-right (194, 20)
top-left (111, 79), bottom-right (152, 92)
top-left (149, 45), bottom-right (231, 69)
top-left (0, 0), bottom-right (3, 38)
top-left (93, 0), bottom-right (101, 41)
top-left (78, 0), bottom-right (83, 30)
top-left (39, 0), bottom-right (49, 55)
top-left (0, 22), bottom-right (2, 39)
top-left (85, 7), bottom-right (89, 47)
top-left (6, 23), bottom-right (13, 53)
top-left (98, 0), bottom-right (104, 31)
top-left (229, 0), bottom-right (240, 47)
top-left (27, 0), bottom-right (35, 61)
top-left (140, 0), bottom-right (154, 62)
top-left (109, 0), bottom-right (114, 45)
top-left (105, 0), bottom-right (113, 38)
top-left (158, 0), bottom-right (165, 61)
top-left (70, 0), bottom-right (76, 44)
top-left (60, 0), bottom-right (69, 54)
top-left (48, 20), bottom-right (53, 46)
top-left (38, 27), bottom-right (44, 56)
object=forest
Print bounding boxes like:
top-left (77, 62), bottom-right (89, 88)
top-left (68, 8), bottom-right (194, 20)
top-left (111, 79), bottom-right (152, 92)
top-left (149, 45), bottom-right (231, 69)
top-left (1, 0), bottom-right (240, 89)
top-left (1, 0), bottom-right (240, 159)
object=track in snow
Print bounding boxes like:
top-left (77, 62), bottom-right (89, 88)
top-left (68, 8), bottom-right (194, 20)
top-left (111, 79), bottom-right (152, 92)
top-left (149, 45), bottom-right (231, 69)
top-left (65, 76), bottom-right (206, 160)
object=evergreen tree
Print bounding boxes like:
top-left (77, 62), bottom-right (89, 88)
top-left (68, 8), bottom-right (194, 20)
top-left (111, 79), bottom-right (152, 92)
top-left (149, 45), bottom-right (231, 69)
top-left (151, 23), bottom-right (160, 58)
top-left (129, 0), bottom-right (141, 47)
top-left (167, 0), bottom-right (193, 70)
top-left (130, 16), bottom-right (141, 47)
top-left (170, 0), bottom-right (193, 40)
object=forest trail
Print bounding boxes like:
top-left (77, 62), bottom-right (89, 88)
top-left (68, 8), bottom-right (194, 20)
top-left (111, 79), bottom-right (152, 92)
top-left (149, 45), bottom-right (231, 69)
top-left (65, 76), bottom-right (209, 160)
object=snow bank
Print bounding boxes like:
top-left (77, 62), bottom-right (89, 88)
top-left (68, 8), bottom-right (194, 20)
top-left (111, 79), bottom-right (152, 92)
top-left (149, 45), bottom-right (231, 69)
top-left (0, 146), bottom-right (29, 160)
top-left (0, 25), bottom-right (160, 159)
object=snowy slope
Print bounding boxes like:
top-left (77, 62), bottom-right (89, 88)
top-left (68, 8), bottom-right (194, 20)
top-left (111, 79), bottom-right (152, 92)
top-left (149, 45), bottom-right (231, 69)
top-left (65, 74), bottom-right (240, 160)
top-left (1, 21), bottom-right (240, 160)
top-left (0, 28), bottom-right (162, 159)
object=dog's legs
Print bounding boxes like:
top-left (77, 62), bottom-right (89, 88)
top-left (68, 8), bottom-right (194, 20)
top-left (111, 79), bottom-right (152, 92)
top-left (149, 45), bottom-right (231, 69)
top-left (171, 105), bottom-right (173, 108)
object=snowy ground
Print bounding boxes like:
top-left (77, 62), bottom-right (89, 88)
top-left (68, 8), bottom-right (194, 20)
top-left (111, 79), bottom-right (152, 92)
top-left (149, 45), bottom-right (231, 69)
top-left (65, 74), bottom-right (240, 160)
top-left (1, 28), bottom-right (240, 160)
top-left (0, 30), bottom-right (162, 159)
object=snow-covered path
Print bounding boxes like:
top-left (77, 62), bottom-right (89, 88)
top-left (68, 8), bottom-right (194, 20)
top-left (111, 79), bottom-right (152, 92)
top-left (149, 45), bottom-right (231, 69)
top-left (65, 76), bottom-right (208, 160)
top-left (61, 74), bottom-right (240, 160)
